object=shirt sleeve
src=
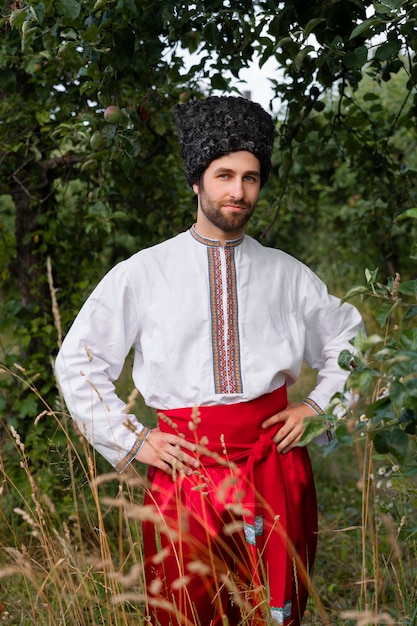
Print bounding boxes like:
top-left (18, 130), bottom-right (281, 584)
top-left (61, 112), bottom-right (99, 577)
top-left (55, 263), bottom-right (146, 471)
top-left (300, 265), bottom-right (364, 412)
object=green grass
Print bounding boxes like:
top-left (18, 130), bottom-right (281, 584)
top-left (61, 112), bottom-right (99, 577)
top-left (0, 360), bottom-right (416, 625)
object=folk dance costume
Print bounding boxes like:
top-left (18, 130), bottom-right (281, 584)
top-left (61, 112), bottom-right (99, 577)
top-left (143, 386), bottom-right (317, 625)
top-left (55, 95), bottom-right (364, 625)
top-left (56, 227), bottom-right (362, 625)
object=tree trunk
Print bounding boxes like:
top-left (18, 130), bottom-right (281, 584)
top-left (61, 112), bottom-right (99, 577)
top-left (11, 186), bottom-right (49, 309)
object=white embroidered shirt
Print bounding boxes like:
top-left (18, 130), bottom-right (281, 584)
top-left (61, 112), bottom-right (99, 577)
top-left (55, 227), bottom-right (363, 469)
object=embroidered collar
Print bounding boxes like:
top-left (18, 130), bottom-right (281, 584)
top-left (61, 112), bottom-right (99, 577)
top-left (189, 225), bottom-right (245, 248)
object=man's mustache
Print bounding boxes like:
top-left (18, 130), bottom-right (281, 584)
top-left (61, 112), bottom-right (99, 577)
top-left (221, 200), bottom-right (250, 209)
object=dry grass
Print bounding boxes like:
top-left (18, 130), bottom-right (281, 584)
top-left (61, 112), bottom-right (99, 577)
top-left (0, 271), bottom-right (416, 625)
top-left (0, 367), bottom-right (416, 625)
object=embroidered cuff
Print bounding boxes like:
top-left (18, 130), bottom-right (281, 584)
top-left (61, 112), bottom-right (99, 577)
top-left (116, 427), bottom-right (152, 473)
top-left (302, 397), bottom-right (324, 415)
top-left (303, 398), bottom-right (333, 442)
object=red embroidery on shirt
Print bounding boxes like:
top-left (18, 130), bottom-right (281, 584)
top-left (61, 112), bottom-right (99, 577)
top-left (208, 247), bottom-right (243, 394)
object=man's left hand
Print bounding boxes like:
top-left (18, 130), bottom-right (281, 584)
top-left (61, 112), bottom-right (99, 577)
top-left (261, 402), bottom-right (314, 454)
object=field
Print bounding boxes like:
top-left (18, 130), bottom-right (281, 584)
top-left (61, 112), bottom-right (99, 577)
top-left (0, 357), bottom-right (416, 626)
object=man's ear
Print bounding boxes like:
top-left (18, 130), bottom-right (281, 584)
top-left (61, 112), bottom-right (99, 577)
top-left (192, 182), bottom-right (199, 195)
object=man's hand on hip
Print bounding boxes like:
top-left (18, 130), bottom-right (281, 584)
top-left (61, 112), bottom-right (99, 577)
top-left (261, 401), bottom-right (314, 454)
top-left (135, 428), bottom-right (200, 476)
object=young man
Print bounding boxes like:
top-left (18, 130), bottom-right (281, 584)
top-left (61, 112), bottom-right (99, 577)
top-left (55, 96), bottom-right (363, 625)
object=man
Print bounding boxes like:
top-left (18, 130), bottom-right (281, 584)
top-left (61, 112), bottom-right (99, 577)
top-left (55, 96), bottom-right (363, 625)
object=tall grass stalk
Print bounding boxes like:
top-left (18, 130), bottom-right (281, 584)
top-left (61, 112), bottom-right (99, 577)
top-left (0, 403), bottom-right (319, 625)
top-left (1, 263), bottom-right (416, 625)
top-left (1, 363), bottom-right (416, 625)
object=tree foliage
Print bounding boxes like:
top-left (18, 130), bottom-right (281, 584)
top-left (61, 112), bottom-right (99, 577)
top-left (301, 210), bottom-right (417, 469)
top-left (0, 0), bottom-right (417, 473)
top-left (243, 2), bottom-right (417, 281)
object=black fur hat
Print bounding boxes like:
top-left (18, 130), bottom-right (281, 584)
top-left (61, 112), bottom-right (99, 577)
top-left (173, 96), bottom-right (275, 188)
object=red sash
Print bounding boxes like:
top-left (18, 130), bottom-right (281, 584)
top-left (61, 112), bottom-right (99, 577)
top-left (143, 386), bottom-right (317, 625)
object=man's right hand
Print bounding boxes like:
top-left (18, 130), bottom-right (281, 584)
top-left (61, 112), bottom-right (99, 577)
top-left (135, 428), bottom-right (200, 476)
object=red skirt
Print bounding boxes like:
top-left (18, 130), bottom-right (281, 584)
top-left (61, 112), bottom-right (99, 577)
top-left (142, 386), bottom-right (317, 626)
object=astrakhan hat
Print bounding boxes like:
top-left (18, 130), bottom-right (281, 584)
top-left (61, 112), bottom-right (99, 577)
top-left (173, 96), bottom-right (275, 188)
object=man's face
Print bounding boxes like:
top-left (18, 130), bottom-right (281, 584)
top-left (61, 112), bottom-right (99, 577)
top-left (193, 151), bottom-right (261, 242)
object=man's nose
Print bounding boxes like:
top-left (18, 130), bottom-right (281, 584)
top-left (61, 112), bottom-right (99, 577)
top-left (230, 178), bottom-right (244, 199)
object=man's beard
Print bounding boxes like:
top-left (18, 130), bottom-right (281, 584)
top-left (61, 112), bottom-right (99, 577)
top-left (199, 190), bottom-right (255, 233)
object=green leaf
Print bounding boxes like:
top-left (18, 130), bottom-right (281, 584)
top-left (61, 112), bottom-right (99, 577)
top-left (31, 2), bottom-right (46, 24)
top-left (90, 130), bottom-right (104, 150)
top-left (384, 0), bottom-right (403, 8)
top-left (303, 18), bottom-right (325, 38)
top-left (343, 46), bottom-right (368, 70)
top-left (323, 437), bottom-right (340, 456)
top-left (388, 379), bottom-right (408, 408)
top-left (365, 268), bottom-right (379, 284)
top-left (9, 8), bottom-right (27, 28)
top-left (21, 24), bottom-right (38, 53)
top-left (312, 100), bottom-right (325, 112)
top-left (374, 40), bottom-right (401, 61)
top-left (341, 285), bottom-right (369, 302)
top-left (352, 330), bottom-right (383, 353)
top-left (298, 417), bottom-right (328, 446)
top-left (17, 394), bottom-right (40, 418)
top-left (211, 73), bottom-right (229, 90)
top-left (93, 0), bottom-right (108, 10)
top-left (121, 153), bottom-right (135, 181)
top-left (402, 383), bottom-right (417, 408)
top-left (338, 349), bottom-right (355, 370)
top-left (398, 279), bottom-right (417, 297)
top-left (396, 207), bottom-right (417, 221)
top-left (366, 396), bottom-right (392, 422)
top-left (35, 110), bottom-right (50, 126)
top-left (374, 0), bottom-right (402, 12)
top-left (277, 36), bottom-right (293, 48)
top-left (388, 428), bottom-right (409, 463)
top-left (60, 27), bottom-right (78, 40)
top-left (399, 328), bottom-right (417, 351)
top-left (335, 423), bottom-right (353, 446)
top-left (55, 0), bottom-right (81, 19)
top-left (294, 45), bottom-right (315, 71)
top-left (398, 408), bottom-right (417, 426)
top-left (361, 334), bottom-right (384, 350)
top-left (346, 367), bottom-right (379, 392)
top-left (204, 21), bottom-right (220, 46)
top-left (373, 430), bottom-right (390, 455)
top-left (404, 306), bottom-right (417, 320)
top-left (363, 92), bottom-right (380, 101)
top-left (374, 301), bottom-right (396, 327)
top-left (349, 18), bottom-right (382, 40)
top-left (405, 422), bottom-right (416, 435)
top-left (119, 133), bottom-right (141, 158)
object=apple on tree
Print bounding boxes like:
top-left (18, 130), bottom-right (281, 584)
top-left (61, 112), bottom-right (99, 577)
top-left (104, 105), bottom-right (123, 124)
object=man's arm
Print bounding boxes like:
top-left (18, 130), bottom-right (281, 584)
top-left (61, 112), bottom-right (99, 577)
top-left (55, 263), bottom-right (198, 474)
top-left (262, 266), bottom-right (364, 453)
